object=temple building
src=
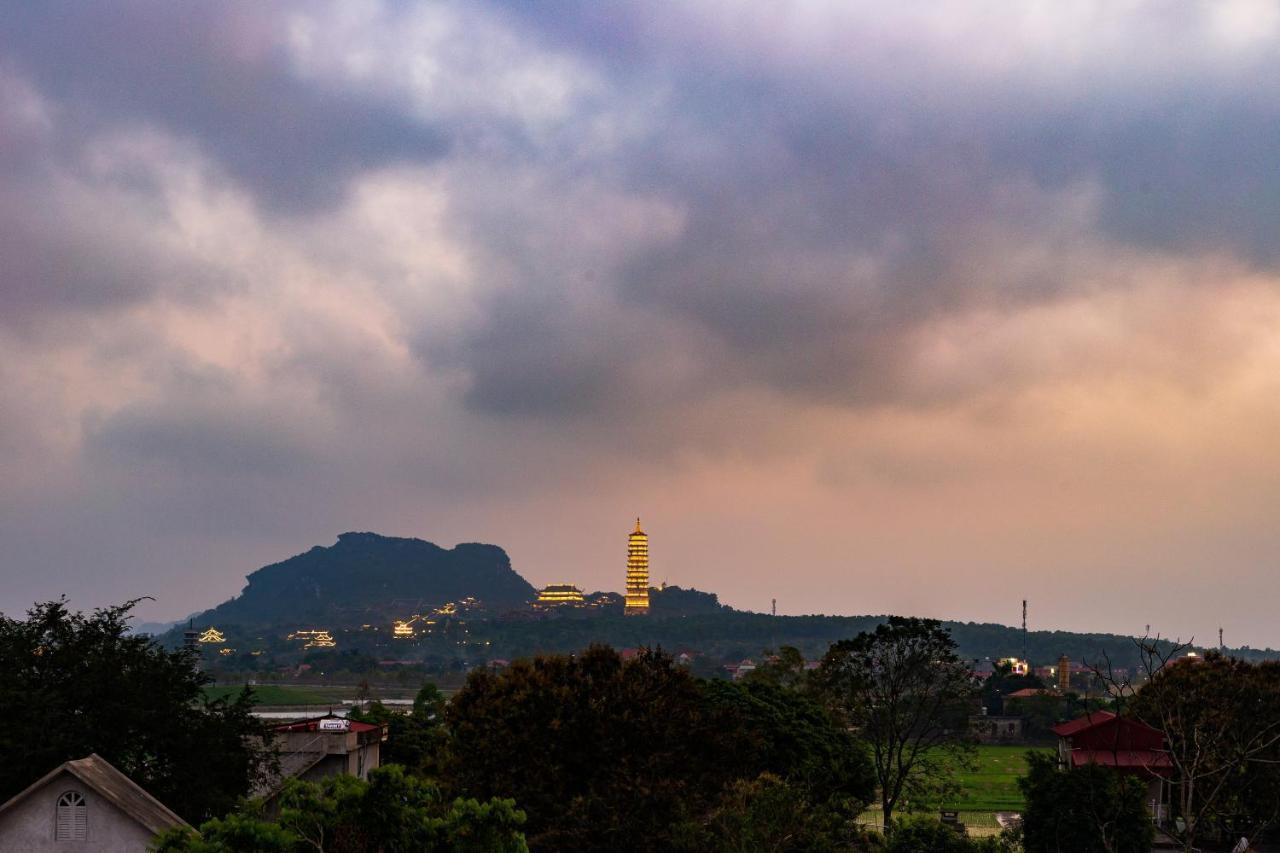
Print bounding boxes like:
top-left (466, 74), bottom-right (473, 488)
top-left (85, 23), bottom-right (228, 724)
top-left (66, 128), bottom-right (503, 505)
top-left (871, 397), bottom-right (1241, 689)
top-left (624, 518), bottom-right (650, 615)
top-left (534, 584), bottom-right (586, 607)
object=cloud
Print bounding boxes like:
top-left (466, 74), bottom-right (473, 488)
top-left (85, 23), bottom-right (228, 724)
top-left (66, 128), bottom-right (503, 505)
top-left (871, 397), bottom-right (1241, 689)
top-left (1, 1), bottom-right (1279, 645)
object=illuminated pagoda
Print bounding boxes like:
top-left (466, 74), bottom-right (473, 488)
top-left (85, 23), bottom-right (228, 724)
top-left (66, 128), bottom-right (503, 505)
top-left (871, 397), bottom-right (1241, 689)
top-left (624, 518), bottom-right (650, 615)
top-left (534, 584), bottom-right (585, 607)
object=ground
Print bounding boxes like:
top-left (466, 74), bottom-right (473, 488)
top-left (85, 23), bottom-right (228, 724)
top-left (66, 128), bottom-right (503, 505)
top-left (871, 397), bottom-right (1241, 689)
top-left (202, 684), bottom-right (351, 706)
top-left (859, 745), bottom-right (1053, 835)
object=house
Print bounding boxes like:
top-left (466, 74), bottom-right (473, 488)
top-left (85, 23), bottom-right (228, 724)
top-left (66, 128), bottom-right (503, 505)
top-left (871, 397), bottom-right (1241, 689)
top-left (970, 714), bottom-right (1025, 744)
top-left (0, 754), bottom-right (189, 852)
top-left (255, 714), bottom-right (387, 804)
top-left (1051, 711), bottom-right (1173, 819)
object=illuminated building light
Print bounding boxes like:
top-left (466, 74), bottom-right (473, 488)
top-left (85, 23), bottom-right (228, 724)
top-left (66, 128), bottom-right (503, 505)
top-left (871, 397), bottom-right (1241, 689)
top-left (624, 518), bottom-right (650, 615)
top-left (288, 629), bottom-right (337, 649)
top-left (999, 657), bottom-right (1030, 676)
top-left (218, 647), bottom-right (235, 656)
top-left (198, 628), bottom-right (226, 644)
top-left (534, 584), bottom-right (586, 607)
top-left (393, 620), bottom-right (416, 638)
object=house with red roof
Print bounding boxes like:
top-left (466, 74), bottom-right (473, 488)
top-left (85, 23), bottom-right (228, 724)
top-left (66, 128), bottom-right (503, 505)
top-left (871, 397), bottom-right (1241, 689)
top-left (254, 714), bottom-right (387, 805)
top-left (1052, 711), bottom-right (1172, 818)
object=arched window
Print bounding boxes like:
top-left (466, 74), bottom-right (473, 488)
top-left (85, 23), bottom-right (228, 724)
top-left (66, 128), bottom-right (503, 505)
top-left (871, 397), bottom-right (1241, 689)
top-left (55, 790), bottom-right (87, 841)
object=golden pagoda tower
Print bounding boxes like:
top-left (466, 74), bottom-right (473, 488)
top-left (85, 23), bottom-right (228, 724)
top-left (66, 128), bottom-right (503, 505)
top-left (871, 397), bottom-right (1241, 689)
top-left (624, 517), bottom-right (650, 615)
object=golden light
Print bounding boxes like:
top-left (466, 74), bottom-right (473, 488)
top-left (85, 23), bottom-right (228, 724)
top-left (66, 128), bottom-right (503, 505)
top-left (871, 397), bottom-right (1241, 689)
top-left (624, 517), bottom-right (650, 615)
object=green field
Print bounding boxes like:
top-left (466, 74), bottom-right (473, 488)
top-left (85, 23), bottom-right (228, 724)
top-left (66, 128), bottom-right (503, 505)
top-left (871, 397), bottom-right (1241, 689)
top-left (858, 746), bottom-right (1051, 835)
top-left (950, 745), bottom-right (1049, 812)
top-left (202, 684), bottom-right (349, 706)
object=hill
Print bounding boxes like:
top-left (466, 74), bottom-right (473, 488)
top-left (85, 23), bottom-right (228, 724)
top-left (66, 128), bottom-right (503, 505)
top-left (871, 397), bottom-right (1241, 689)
top-left (185, 532), bottom-right (537, 629)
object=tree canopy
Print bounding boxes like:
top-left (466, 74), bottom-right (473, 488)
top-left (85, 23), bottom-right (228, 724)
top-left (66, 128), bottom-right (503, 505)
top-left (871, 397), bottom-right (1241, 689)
top-left (817, 616), bottom-right (976, 828)
top-left (0, 598), bottom-right (272, 822)
top-left (153, 765), bottom-right (527, 853)
top-left (1019, 750), bottom-right (1153, 853)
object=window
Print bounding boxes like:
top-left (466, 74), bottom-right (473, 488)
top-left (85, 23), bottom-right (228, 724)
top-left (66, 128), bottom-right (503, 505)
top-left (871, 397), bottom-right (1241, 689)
top-left (55, 790), bottom-right (87, 841)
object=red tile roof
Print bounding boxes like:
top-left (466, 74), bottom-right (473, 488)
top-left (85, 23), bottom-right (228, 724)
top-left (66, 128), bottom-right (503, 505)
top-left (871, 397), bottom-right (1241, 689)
top-left (1051, 710), bottom-right (1117, 737)
top-left (1070, 749), bottom-right (1173, 774)
top-left (272, 716), bottom-right (381, 734)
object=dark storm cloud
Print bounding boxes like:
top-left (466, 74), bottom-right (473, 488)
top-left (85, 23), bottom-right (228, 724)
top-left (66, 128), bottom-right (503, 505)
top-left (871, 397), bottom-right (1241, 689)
top-left (0, 1), bottom-right (446, 213)
top-left (438, 0), bottom-right (1280, 416)
top-left (2, 1), bottom-right (1280, 644)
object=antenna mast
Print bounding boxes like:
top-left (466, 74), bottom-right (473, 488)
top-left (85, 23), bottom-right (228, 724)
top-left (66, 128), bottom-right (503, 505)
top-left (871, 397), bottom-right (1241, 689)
top-left (1021, 599), bottom-right (1028, 662)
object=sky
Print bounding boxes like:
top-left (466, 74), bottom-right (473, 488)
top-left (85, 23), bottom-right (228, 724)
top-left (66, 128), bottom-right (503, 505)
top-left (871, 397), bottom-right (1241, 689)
top-left (1, 1), bottom-right (1278, 648)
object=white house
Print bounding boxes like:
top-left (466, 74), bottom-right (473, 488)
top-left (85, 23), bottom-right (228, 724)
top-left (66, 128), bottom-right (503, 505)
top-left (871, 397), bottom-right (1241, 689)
top-left (0, 754), bottom-right (189, 852)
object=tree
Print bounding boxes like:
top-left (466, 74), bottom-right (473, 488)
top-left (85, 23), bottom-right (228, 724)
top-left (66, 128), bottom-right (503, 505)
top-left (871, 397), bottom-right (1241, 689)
top-left (1120, 648), bottom-right (1280, 851)
top-left (349, 683), bottom-right (448, 776)
top-left (1019, 751), bottom-right (1153, 853)
top-left (979, 661), bottom-right (1045, 716)
top-left (0, 599), bottom-right (273, 822)
top-left (443, 645), bottom-right (747, 851)
top-left (153, 765), bottom-right (528, 852)
top-left (688, 773), bottom-right (881, 853)
top-left (700, 678), bottom-right (876, 809)
top-left (816, 617), bottom-right (976, 829)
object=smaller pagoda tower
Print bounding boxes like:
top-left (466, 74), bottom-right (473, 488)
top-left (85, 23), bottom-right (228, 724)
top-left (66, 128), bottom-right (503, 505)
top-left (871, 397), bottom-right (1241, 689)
top-left (624, 518), bottom-right (650, 615)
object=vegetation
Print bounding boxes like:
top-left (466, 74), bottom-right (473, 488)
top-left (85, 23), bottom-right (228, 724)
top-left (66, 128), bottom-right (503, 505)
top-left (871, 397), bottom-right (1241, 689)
top-left (0, 599), bottom-right (273, 824)
top-left (178, 532), bottom-right (536, 629)
top-left (152, 765), bottom-right (527, 852)
top-left (818, 617), bottom-right (976, 829)
top-left (1019, 751), bottom-right (1153, 853)
top-left (1121, 647), bottom-right (1280, 850)
top-left (443, 644), bottom-right (875, 851)
top-left (951, 746), bottom-right (1049, 813)
top-left (349, 684), bottom-right (448, 777)
top-left (202, 684), bottom-right (347, 706)
top-left (885, 814), bottom-right (1016, 853)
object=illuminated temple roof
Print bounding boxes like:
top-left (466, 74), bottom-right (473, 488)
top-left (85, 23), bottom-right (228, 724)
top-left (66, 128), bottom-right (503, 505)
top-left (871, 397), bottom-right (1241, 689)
top-left (535, 584), bottom-right (585, 606)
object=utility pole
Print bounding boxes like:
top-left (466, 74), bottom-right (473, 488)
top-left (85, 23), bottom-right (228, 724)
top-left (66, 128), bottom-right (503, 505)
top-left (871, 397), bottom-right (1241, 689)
top-left (771, 598), bottom-right (777, 653)
top-left (1021, 599), bottom-right (1027, 663)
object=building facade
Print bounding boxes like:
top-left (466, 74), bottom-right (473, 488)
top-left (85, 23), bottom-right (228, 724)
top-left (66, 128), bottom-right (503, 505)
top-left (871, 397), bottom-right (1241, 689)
top-left (624, 518), bottom-right (650, 615)
top-left (534, 584), bottom-right (585, 607)
top-left (0, 754), bottom-right (188, 852)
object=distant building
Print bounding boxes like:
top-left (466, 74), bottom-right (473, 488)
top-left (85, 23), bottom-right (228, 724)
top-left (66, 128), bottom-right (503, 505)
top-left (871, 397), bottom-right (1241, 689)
top-left (624, 518), bottom-right (650, 615)
top-left (999, 657), bottom-right (1030, 676)
top-left (534, 584), bottom-right (585, 607)
top-left (256, 715), bottom-right (386, 805)
top-left (0, 753), bottom-right (189, 852)
top-left (1052, 711), bottom-right (1172, 820)
top-left (970, 714), bottom-right (1025, 744)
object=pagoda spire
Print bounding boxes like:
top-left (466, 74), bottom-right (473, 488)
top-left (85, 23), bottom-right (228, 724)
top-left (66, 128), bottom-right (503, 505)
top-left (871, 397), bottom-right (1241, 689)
top-left (624, 518), bottom-right (650, 615)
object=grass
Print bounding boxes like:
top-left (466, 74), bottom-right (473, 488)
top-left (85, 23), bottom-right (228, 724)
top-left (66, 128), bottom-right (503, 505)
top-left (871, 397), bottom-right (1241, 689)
top-left (858, 745), bottom-right (1052, 837)
top-left (949, 745), bottom-right (1050, 813)
top-left (203, 684), bottom-right (350, 706)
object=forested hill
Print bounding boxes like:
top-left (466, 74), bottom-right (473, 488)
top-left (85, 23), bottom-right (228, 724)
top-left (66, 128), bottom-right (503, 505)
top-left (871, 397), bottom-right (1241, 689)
top-left (183, 532), bottom-right (537, 628)
top-left (471, 611), bottom-right (1277, 669)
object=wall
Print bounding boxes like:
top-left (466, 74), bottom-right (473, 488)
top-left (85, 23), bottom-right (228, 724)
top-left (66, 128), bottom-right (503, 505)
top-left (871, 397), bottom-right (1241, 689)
top-left (0, 773), bottom-right (158, 852)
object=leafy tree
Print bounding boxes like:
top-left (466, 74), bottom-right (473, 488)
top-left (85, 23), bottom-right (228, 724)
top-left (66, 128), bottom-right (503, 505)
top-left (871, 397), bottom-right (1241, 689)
top-left (979, 661), bottom-right (1045, 716)
top-left (443, 645), bottom-right (745, 851)
top-left (686, 773), bottom-right (881, 853)
top-left (1124, 650), bottom-right (1280, 850)
top-left (152, 765), bottom-right (527, 853)
top-left (700, 678), bottom-right (875, 809)
top-left (816, 617), bottom-right (976, 829)
top-left (349, 683), bottom-right (448, 776)
top-left (1019, 751), bottom-right (1153, 853)
top-left (741, 645), bottom-right (810, 690)
top-left (0, 598), bottom-right (273, 823)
